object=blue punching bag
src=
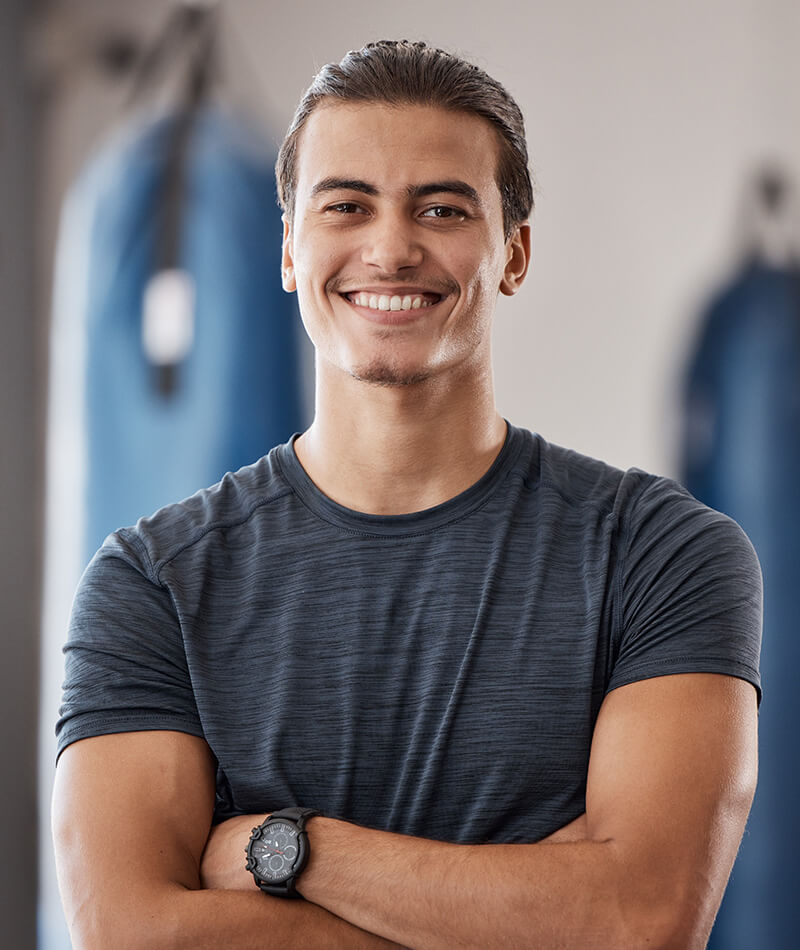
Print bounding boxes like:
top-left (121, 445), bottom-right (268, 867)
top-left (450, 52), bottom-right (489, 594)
top-left (683, 171), bottom-right (800, 947)
top-left (60, 6), bottom-right (306, 560)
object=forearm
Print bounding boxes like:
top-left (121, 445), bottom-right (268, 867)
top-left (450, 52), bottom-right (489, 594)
top-left (72, 884), bottom-right (407, 950)
top-left (300, 818), bottom-right (639, 950)
top-left (64, 803), bottom-right (405, 950)
top-left (198, 812), bottom-right (637, 950)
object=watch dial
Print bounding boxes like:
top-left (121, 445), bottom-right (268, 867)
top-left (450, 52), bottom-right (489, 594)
top-left (251, 821), bottom-right (300, 882)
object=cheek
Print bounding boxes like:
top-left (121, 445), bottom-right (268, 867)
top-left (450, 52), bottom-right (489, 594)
top-left (293, 247), bottom-right (338, 306)
top-left (310, 244), bottom-right (355, 293)
top-left (451, 232), bottom-right (506, 290)
top-left (459, 253), bottom-right (506, 307)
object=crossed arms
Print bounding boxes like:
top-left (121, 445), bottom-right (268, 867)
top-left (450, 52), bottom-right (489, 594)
top-left (53, 672), bottom-right (757, 949)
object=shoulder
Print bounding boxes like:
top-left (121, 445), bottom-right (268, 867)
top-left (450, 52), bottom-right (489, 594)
top-left (514, 434), bottom-right (763, 699)
top-left (514, 427), bottom-right (759, 582)
top-left (522, 430), bottom-right (659, 522)
top-left (531, 431), bottom-right (742, 523)
top-left (620, 468), bottom-right (759, 575)
top-left (96, 443), bottom-right (296, 582)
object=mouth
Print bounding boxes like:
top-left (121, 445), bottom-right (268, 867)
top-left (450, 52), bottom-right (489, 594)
top-left (342, 291), bottom-right (442, 313)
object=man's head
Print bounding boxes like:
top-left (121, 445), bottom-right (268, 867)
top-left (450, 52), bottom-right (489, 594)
top-left (279, 42), bottom-right (532, 391)
top-left (276, 40), bottom-right (533, 240)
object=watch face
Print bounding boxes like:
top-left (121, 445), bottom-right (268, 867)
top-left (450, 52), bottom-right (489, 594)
top-left (250, 821), bottom-right (302, 883)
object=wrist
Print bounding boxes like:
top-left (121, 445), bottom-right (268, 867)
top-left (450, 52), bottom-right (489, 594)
top-left (297, 815), bottom-right (345, 903)
top-left (246, 807), bottom-right (320, 898)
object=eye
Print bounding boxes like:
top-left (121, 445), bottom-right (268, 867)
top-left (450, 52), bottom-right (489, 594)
top-left (327, 202), bottom-right (366, 215)
top-left (420, 205), bottom-right (467, 221)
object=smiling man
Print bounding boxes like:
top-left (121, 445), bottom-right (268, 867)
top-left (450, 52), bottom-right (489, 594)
top-left (53, 41), bottom-right (761, 949)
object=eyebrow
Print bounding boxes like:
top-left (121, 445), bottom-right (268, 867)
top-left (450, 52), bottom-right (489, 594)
top-left (407, 181), bottom-right (482, 206)
top-left (310, 177), bottom-right (483, 207)
top-left (310, 178), bottom-right (378, 198)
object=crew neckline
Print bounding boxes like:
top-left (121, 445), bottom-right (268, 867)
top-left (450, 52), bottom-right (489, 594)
top-left (275, 422), bottom-right (528, 537)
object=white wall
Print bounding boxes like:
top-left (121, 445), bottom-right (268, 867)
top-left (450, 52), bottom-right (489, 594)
top-left (37, 0), bottom-right (800, 472)
top-left (215, 0), bottom-right (800, 474)
top-left (36, 1), bottom-right (799, 946)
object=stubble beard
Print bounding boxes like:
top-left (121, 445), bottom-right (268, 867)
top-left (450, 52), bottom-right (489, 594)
top-left (346, 323), bottom-right (440, 388)
top-left (349, 360), bottom-right (433, 388)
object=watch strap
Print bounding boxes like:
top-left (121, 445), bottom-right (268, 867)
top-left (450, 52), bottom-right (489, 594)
top-left (268, 807), bottom-right (319, 827)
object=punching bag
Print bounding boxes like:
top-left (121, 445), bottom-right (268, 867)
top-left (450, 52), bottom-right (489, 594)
top-left (54, 5), bottom-right (306, 560)
top-left (683, 169), bottom-right (800, 948)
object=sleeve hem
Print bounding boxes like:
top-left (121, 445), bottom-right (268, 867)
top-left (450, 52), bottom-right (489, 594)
top-left (55, 716), bottom-right (206, 763)
top-left (606, 660), bottom-right (762, 705)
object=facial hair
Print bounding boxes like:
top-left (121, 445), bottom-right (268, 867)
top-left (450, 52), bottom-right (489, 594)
top-left (349, 361), bottom-right (433, 387)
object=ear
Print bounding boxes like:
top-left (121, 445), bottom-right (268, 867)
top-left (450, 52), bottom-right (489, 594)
top-left (281, 215), bottom-right (297, 293)
top-left (499, 223), bottom-right (531, 297)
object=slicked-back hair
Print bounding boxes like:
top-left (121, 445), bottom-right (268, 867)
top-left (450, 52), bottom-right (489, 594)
top-left (276, 40), bottom-right (533, 239)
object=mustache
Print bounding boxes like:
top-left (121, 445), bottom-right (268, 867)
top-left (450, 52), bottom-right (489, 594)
top-left (326, 274), bottom-right (459, 296)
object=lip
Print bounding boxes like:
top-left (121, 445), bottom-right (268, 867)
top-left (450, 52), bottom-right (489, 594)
top-left (339, 286), bottom-right (440, 297)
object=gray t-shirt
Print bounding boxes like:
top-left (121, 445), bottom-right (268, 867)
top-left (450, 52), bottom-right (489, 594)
top-left (57, 425), bottom-right (762, 844)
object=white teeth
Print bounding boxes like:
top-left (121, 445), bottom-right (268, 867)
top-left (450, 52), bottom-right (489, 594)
top-left (348, 292), bottom-right (434, 312)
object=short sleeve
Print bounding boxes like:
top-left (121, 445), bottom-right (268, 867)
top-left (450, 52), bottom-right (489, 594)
top-left (55, 529), bottom-right (204, 759)
top-left (608, 476), bottom-right (762, 702)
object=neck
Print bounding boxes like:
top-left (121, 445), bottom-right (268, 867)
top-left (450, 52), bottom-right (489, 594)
top-left (294, 360), bottom-right (506, 515)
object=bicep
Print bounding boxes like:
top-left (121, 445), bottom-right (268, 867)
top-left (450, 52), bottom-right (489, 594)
top-left (585, 673), bottom-right (758, 938)
top-left (53, 731), bottom-right (216, 939)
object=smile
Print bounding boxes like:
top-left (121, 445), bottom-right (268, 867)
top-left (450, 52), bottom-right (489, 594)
top-left (344, 292), bottom-right (440, 312)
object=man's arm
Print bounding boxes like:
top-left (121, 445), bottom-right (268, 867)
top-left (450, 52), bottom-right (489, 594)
top-left (51, 730), bottom-right (406, 950)
top-left (202, 672), bottom-right (758, 950)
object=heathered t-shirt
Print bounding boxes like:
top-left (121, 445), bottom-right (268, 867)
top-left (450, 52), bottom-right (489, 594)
top-left (57, 425), bottom-right (762, 844)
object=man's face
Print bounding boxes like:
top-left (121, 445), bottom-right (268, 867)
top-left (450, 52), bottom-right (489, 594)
top-left (282, 101), bottom-right (529, 388)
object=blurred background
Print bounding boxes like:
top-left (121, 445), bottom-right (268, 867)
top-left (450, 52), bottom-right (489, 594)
top-left (2, 0), bottom-right (798, 946)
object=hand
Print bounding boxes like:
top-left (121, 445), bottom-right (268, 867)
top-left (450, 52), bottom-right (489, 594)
top-left (200, 814), bottom-right (265, 891)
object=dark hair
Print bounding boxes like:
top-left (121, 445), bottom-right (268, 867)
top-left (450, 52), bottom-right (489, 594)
top-left (276, 40), bottom-right (533, 238)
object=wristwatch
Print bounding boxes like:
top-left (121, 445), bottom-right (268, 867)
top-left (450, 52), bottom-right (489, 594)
top-left (245, 807), bottom-right (319, 898)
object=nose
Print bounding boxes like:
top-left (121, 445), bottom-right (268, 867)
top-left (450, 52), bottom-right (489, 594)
top-left (360, 212), bottom-right (424, 272)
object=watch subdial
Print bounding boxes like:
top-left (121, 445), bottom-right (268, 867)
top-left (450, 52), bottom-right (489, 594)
top-left (267, 853), bottom-right (287, 874)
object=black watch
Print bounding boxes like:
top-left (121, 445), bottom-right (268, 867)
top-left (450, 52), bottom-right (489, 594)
top-left (245, 807), bottom-right (319, 898)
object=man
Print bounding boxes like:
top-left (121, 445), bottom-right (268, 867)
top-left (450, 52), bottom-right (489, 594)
top-left (53, 40), bottom-right (761, 949)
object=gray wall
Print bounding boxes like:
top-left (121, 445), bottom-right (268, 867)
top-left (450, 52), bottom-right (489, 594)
top-left (1, 0), bottom-right (44, 947)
